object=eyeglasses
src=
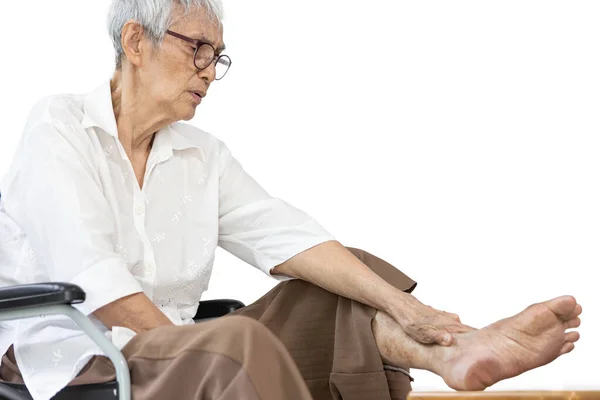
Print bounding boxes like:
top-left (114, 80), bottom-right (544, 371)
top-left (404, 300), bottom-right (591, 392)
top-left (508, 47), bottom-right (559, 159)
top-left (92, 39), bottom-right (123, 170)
top-left (166, 30), bottom-right (231, 80)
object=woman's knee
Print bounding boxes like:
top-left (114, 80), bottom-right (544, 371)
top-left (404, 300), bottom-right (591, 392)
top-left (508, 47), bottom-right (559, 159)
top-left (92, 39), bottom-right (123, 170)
top-left (217, 315), bottom-right (268, 335)
top-left (216, 316), bottom-right (293, 360)
top-left (213, 315), bottom-right (283, 346)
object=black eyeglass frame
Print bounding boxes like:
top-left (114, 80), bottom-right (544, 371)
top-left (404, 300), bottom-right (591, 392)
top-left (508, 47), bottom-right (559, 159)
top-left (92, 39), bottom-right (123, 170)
top-left (166, 29), bottom-right (231, 80)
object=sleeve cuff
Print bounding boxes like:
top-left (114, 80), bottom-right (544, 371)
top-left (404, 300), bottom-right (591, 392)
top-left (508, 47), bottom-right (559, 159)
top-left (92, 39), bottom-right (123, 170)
top-left (254, 219), bottom-right (337, 280)
top-left (266, 234), bottom-right (336, 281)
top-left (70, 260), bottom-right (144, 315)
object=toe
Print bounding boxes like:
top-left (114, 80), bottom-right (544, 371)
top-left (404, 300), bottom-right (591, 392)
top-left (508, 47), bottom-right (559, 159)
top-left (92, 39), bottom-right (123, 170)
top-left (564, 317), bottom-right (581, 329)
top-left (565, 331), bottom-right (580, 343)
top-left (559, 342), bottom-right (575, 355)
top-left (569, 304), bottom-right (583, 319)
top-left (545, 295), bottom-right (577, 321)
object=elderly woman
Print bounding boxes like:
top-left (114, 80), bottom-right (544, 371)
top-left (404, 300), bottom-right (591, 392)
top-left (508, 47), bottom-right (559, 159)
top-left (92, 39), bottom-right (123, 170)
top-left (0, 1), bottom-right (582, 400)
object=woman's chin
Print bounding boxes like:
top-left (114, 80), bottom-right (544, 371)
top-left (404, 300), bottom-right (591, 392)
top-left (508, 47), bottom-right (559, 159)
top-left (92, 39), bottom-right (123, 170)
top-left (179, 105), bottom-right (198, 121)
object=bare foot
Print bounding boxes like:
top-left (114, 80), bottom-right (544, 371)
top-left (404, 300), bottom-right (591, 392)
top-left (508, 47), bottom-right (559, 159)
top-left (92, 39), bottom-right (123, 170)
top-left (445, 295), bottom-right (582, 390)
top-left (373, 295), bottom-right (582, 391)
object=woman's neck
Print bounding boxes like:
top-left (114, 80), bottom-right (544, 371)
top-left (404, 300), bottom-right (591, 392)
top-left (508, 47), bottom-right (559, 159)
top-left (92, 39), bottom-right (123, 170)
top-left (110, 68), bottom-right (171, 154)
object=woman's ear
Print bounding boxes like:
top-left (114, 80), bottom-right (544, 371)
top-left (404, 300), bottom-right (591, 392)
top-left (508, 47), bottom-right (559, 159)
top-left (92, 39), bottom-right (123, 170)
top-left (120, 20), bottom-right (146, 68)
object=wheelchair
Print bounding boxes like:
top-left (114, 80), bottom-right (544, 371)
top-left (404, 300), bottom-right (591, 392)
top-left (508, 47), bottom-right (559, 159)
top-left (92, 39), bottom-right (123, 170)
top-left (0, 283), bottom-right (245, 400)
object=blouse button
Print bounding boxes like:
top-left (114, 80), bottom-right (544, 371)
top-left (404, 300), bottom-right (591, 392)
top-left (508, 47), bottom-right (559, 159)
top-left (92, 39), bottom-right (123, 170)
top-left (135, 204), bottom-right (145, 215)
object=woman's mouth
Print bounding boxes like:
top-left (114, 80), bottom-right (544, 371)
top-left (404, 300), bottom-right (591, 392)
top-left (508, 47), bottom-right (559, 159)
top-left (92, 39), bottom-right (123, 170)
top-left (189, 91), bottom-right (203, 104)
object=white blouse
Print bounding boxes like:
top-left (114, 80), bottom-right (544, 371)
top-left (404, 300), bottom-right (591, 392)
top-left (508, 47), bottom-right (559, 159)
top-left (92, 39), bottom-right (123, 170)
top-left (0, 80), bottom-right (335, 400)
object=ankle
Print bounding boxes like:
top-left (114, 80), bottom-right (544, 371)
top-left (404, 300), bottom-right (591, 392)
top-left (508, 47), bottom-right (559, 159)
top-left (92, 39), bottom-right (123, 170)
top-left (372, 311), bottom-right (395, 365)
top-left (428, 339), bottom-right (455, 376)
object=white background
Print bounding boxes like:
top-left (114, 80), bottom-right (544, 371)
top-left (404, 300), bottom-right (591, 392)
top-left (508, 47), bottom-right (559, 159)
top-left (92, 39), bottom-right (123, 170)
top-left (1, 0), bottom-right (598, 392)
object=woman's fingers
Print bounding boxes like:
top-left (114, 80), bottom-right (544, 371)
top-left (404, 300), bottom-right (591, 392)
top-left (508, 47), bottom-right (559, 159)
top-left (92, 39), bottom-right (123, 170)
top-left (405, 324), bottom-right (456, 346)
top-left (442, 311), bottom-right (461, 323)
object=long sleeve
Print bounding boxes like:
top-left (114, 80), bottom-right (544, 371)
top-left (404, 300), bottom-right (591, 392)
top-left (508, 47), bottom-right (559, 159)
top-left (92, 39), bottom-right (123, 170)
top-left (217, 140), bottom-right (336, 280)
top-left (1, 121), bottom-right (143, 315)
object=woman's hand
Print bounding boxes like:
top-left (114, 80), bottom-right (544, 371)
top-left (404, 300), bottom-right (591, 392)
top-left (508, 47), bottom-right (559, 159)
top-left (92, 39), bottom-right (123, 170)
top-left (389, 296), bottom-right (476, 346)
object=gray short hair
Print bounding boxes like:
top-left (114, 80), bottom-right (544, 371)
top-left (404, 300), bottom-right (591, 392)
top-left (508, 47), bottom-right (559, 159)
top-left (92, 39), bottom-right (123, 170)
top-left (107, 0), bottom-right (224, 69)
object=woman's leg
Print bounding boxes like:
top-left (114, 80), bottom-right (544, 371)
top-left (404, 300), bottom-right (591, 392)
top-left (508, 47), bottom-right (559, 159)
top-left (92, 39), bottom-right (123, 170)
top-left (0, 316), bottom-right (314, 400)
top-left (232, 246), bottom-right (418, 400)
top-left (232, 245), bottom-right (582, 397)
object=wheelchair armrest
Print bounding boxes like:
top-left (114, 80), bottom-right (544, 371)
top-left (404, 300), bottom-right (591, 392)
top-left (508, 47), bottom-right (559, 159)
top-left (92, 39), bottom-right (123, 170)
top-left (0, 283), bottom-right (131, 400)
top-left (0, 283), bottom-right (85, 311)
top-left (194, 299), bottom-right (245, 320)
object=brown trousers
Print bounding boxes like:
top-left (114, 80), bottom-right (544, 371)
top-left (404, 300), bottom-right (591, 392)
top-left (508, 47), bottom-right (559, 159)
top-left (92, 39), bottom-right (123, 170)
top-left (0, 247), bottom-right (417, 400)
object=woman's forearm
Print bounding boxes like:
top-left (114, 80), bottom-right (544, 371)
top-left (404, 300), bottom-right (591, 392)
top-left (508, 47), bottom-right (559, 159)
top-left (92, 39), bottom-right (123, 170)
top-left (271, 240), bottom-right (412, 316)
top-left (93, 292), bottom-right (175, 333)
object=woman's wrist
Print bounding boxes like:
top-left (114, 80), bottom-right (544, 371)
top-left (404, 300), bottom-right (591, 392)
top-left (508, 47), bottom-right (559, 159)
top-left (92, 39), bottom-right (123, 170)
top-left (383, 289), bottom-right (420, 322)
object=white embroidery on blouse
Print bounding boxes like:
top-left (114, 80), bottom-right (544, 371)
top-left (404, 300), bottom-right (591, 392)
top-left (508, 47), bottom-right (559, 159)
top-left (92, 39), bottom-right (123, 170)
top-left (156, 296), bottom-right (177, 308)
top-left (26, 247), bottom-right (36, 262)
top-left (103, 145), bottom-right (114, 157)
top-left (198, 171), bottom-right (208, 185)
top-left (68, 123), bottom-right (78, 135)
top-left (170, 259), bottom-right (212, 297)
top-left (152, 233), bottom-right (166, 244)
top-left (114, 244), bottom-right (127, 261)
top-left (182, 195), bottom-right (193, 207)
top-left (52, 349), bottom-right (63, 366)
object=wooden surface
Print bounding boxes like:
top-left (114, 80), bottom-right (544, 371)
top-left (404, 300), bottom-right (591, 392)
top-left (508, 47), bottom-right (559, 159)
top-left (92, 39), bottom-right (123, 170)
top-left (408, 391), bottom-right (600, 400)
